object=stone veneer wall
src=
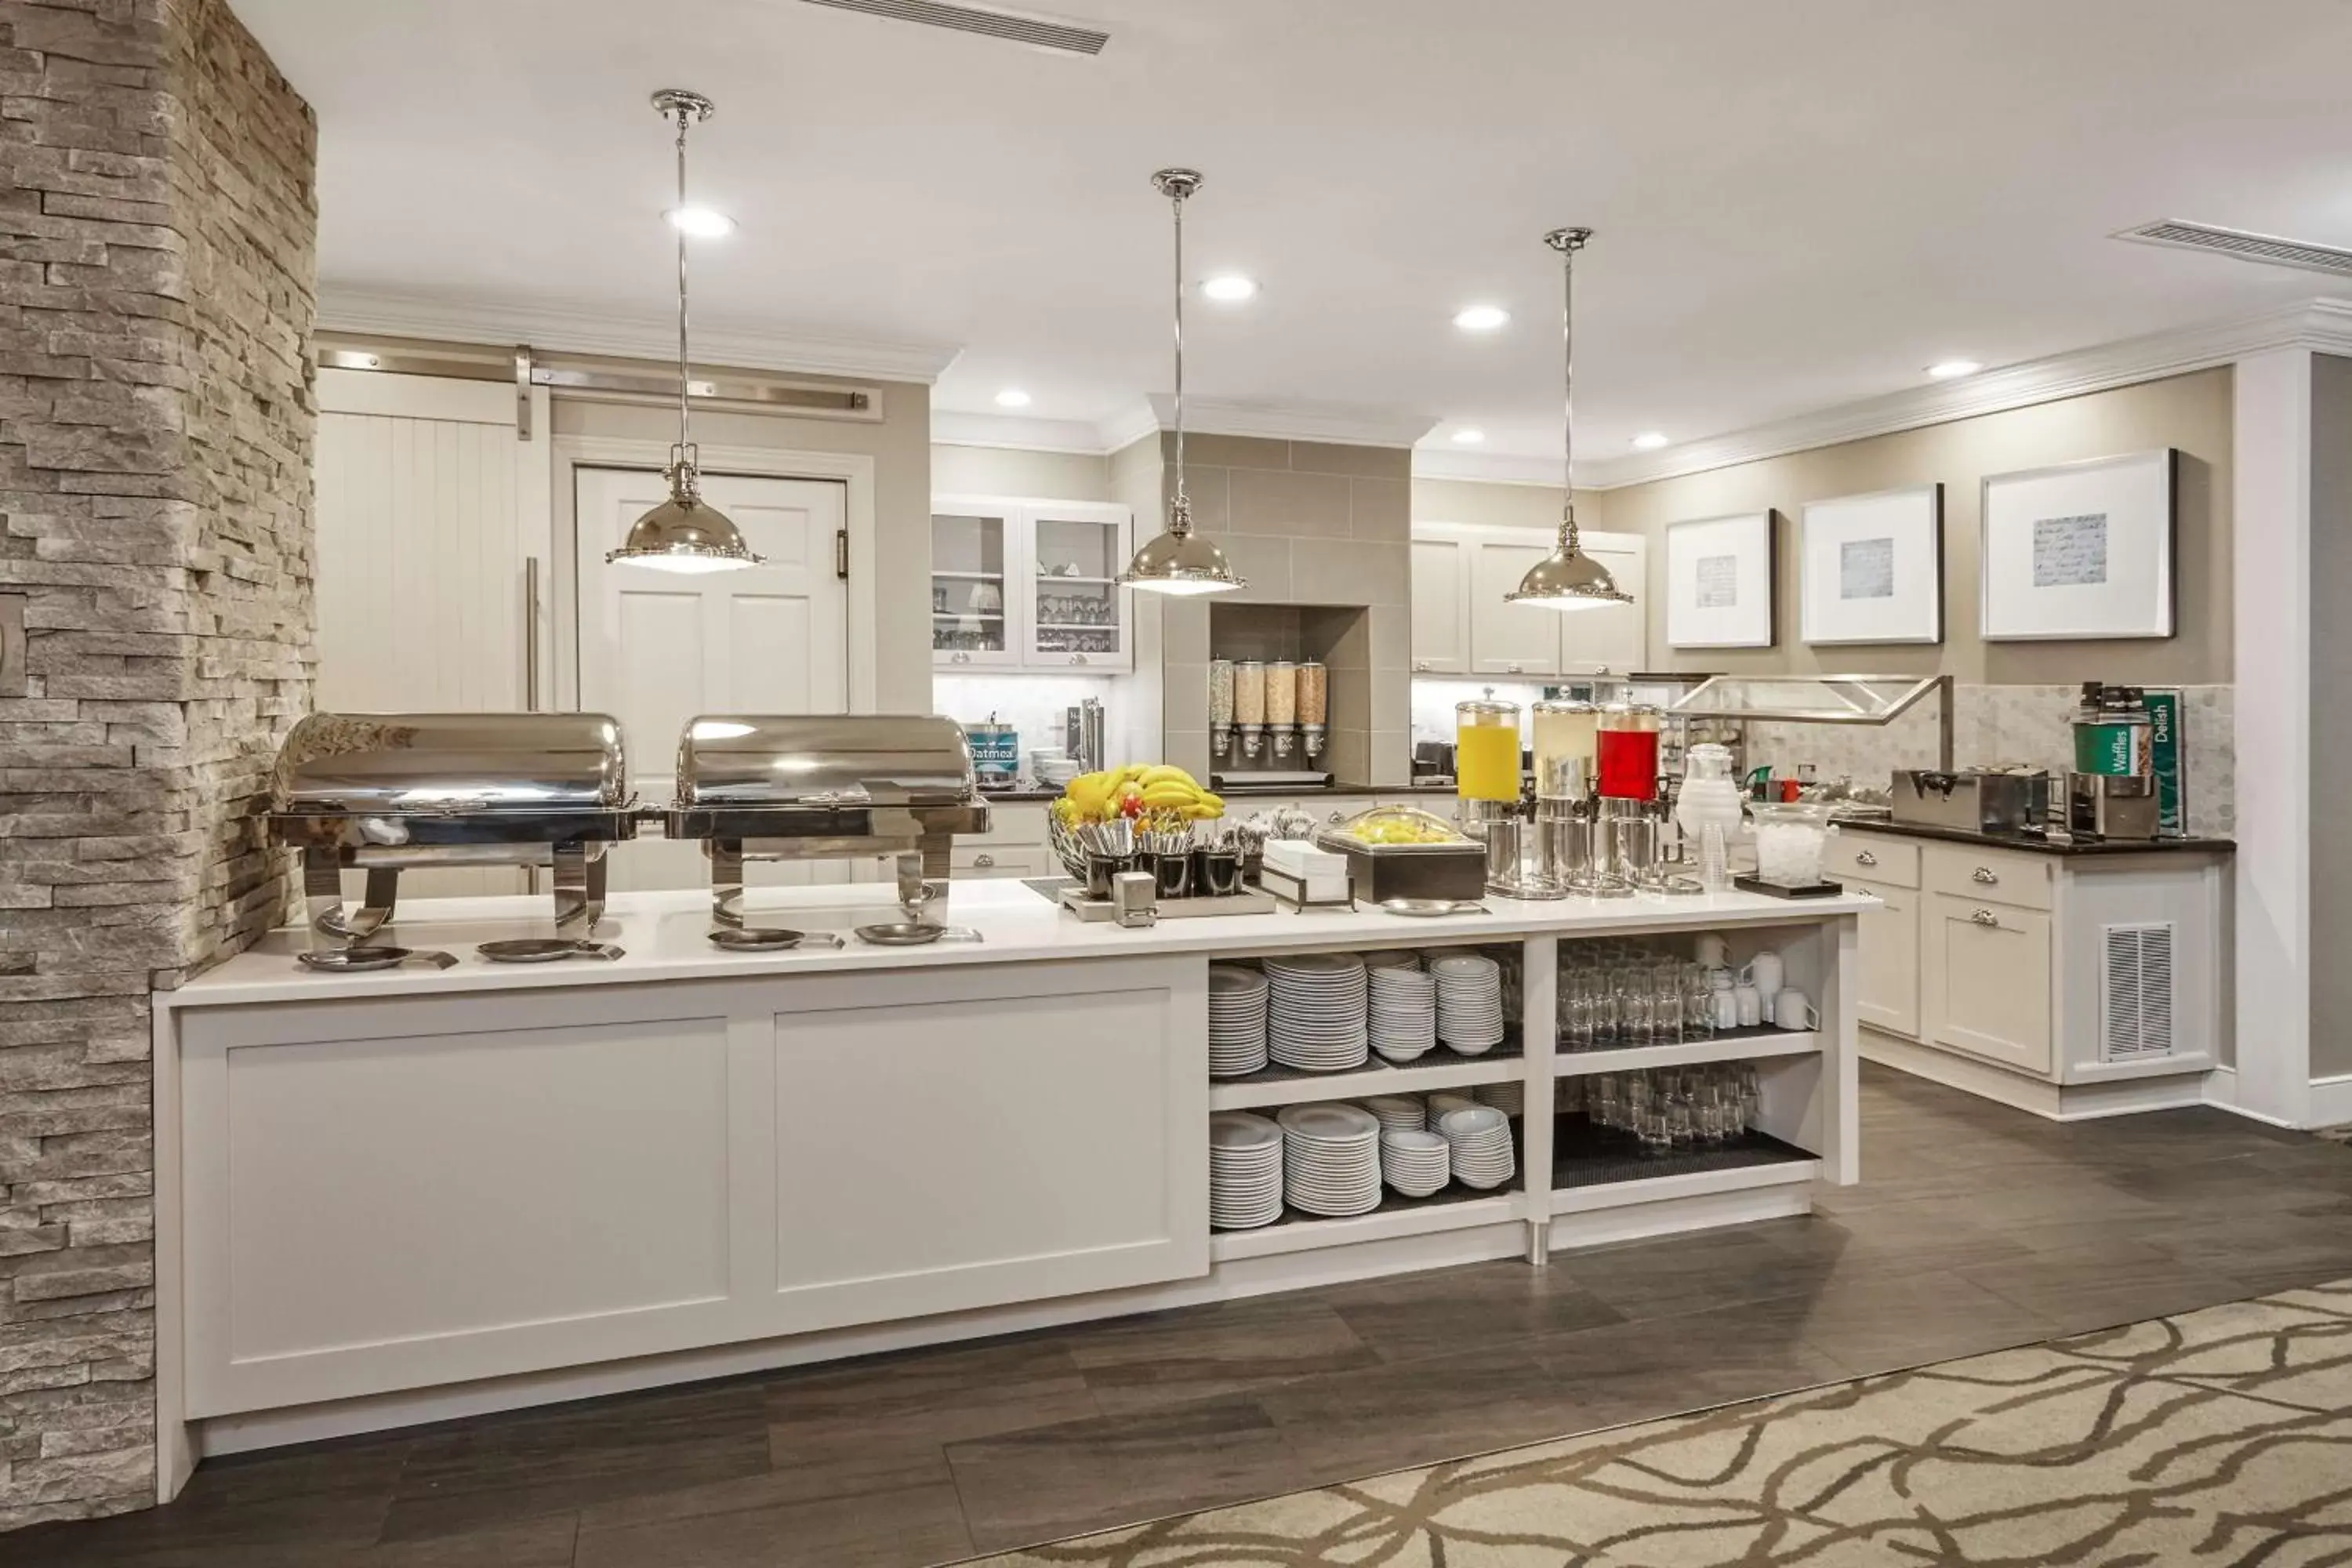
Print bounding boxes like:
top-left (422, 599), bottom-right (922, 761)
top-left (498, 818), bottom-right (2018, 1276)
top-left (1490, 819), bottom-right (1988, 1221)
top-left (0, 0), bottom-right (314, 1527)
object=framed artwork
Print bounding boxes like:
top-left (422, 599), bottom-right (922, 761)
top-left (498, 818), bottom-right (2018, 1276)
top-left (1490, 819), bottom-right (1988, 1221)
top-left (1799, 483), bottom-right (1944, 644)
top-left (1980, 449), bottom-right (2176, 641)
top-left (1665, 510), bottom-right (1777, 648)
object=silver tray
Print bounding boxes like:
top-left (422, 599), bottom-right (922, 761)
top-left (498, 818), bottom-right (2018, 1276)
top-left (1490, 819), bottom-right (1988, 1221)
top-left (1057, 887), bottom-right (1277, 923)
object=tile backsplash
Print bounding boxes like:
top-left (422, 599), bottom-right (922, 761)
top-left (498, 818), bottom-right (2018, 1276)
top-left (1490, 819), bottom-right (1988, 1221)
top-left (1744, 683), bottom-right (2234, 837)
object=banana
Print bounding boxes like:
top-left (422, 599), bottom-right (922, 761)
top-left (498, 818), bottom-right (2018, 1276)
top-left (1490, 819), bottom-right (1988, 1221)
top-left (1138, 764), bottom-right (1198, 789)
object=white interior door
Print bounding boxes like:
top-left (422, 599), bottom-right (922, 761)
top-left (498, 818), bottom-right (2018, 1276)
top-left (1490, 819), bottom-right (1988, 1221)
top-left (575, 466), bottom-right (851, 891)
top-left (314, 368), bottom-right (551, 900)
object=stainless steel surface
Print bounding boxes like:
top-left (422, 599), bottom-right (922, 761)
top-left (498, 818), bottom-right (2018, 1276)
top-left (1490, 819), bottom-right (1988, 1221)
top-left (1671, 674), bottom-right (1955, 772)
top-left (1311, 810), bottom-right (1488, 906)
top-left (707, 927), bottom-right (843, 951)
top-left (1504, 226), bottom-right (1632, 612)
top-left (2068, 771), bottom-right (2163, 840)
top-left (1058, 884), bottom-right (1274, 922)
top-left (1889, 768), bottom-right (2052, 834)
top-left (514, 345), bottom-right (532, 436)
top-left (532, 363), bottom-right (874, 418)
top-left (271, 711), bottom-right (637, 946)
top-left (1110, 869), bottom-right (1158, 927)
top-left (1065, 698), bottom-right (1105, 774)
top-left (1118, 169), bottom-right (1243, 596)
top-left (523, 558), bottom-right (543, 711)
top-left (295, 946), bottom-right (456, 973)
top-left (669, 713), bottom-right (989, 927)
top-left (852, 920), bottom-right (982, 946)
top-left (476, 938), bottom-right (626, 963)
top-left (1379, 897), bottom-right (1490, 917)
top-left (1970, 909), bottom-right (2000, 927)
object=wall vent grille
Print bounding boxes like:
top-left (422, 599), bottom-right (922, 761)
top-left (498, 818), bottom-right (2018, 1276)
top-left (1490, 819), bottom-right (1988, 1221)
top-left (797, 0), bottom-right (1108, 54)
top-left (2113, 220), bottom-right (2352, 279)
top-left (2100, 922), bottom-right (2176, 1062)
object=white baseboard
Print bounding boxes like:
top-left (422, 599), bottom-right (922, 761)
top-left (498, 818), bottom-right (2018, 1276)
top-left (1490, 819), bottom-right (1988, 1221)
top-left (1860, 1031), bottom-right (2209, 1120)
top-left (2204, 1064), bottom-right (2352, 1129)
top-left (2311, 1073), bottom-right (2352, 1128)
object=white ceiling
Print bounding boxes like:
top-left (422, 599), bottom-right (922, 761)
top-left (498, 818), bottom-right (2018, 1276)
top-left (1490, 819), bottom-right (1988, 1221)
top-left (234, 0), bottom-right (2352, 468)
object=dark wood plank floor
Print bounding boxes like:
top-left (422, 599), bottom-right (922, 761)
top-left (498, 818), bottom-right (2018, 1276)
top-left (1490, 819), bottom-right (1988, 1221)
top-left (21, 1064), bottom-right (2352, 1566)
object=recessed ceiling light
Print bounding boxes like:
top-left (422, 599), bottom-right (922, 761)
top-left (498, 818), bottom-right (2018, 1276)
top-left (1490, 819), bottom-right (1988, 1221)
top-left (1631, 431), bottom-right (1670, 451)
top-left (1454, 305), bottom-right (1510, 332)
top-left (993, 388), bottom-right (1033, 408)
top-left (1450, 429), bottom-right (1486, 445)
top-left (666, 205), bottom-right (735, 238)
top-left (1927, 358), bottom-right (1982, 379)
top-left (1201, 274), bottom-right (1257, 301)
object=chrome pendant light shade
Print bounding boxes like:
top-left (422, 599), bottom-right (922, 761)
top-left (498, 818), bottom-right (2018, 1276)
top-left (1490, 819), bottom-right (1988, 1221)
top-left (609, 89), bottom-right (764, 574)
top-left (1117, 168), bottom-right (1243, 596)
top-left (1506, 226), bottom-right (1631, 612)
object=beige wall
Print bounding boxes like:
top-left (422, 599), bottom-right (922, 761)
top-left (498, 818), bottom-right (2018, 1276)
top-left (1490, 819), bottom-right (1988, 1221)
top-left (2309, 354), bottom-right (2352, 1079)
top-left (554, 373), bottom-right (933, 713)
top-left (1582, 368), bottom-right (2234, 685)
top-left (931, 444), bottom-right (1112, 502)
top-left (1126, 432), bottom-right (1414, 783)
top-left (1414, 474), bottom-right (1565, 533)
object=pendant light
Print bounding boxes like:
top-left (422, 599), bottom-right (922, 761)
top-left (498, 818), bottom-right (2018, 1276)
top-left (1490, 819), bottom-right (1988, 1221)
top-left (1116, 169), bottom-right (1244, 596)
top-left (1505, 227), bottom-right (1631, 612)
top-left (608, 89), bottom-right (764, 574)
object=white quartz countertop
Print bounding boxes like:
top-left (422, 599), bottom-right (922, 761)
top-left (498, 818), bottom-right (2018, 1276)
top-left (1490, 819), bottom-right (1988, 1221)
top-left (160, 879), bottom-right (1878, 1010)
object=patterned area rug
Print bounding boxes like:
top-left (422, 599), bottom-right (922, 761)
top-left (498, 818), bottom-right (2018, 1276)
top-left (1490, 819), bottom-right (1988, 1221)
top-left (966, 1277), bottom-right (2352, 1566)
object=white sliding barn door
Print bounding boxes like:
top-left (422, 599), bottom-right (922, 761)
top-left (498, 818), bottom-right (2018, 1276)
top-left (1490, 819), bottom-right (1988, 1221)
top-left (313, 368), bottom-right (552, 898)
top-left (575, 466), bottom-right (851, 891)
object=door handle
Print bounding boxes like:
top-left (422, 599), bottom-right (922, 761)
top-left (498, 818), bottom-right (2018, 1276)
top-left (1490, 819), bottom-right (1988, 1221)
top-left (1970, 908), bottom-right (1999, 927)
top-left (1971, 866), bottom-right (1998, 884)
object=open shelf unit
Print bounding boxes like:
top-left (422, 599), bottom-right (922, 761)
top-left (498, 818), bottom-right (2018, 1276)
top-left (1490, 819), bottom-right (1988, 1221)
top-left (1210, 1035), bottom-right (1524, 1111)
top-left (1210, 1184), bottom-right (1521, 1261)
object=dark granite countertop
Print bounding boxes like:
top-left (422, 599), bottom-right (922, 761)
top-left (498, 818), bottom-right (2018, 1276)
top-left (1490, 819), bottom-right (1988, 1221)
top-left (1838, 818), bottom-right (2235, 857)
top-left (985, 782), bottom-right (1457, 802)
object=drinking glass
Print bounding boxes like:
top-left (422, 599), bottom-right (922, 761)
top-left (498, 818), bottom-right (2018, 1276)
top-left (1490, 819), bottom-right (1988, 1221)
top-left (1635, 1102), bottom-right (1673, 1156)
top-left (1685, 963), bottom-right (1715, 1038)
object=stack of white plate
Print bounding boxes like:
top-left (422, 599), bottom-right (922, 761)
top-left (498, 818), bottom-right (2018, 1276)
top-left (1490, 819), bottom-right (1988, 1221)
top-left (1380, 1128), bottom-right (1450, 1197)
top-left (1209, 1112), bottom-right (1283, 1230)
top-left (1276, 1102), bottom-right (1381, 1216)
top-left (1479, 1080), bottom-right (1526, 1117)
top-left (1428, 1091), bottom-right (1479, 1127)
top-left (1438, 1105), bottom-right (1517, 1189)
top-left (1363, 1094), bottom-right (1426, 1134)
top-left (1207, 964), bottom-right (1271, 1077)
top-left (1431, 953), bottom-right (1507, 1054)
top-left (1367, 960), bottom-right (1437, 1062)
top-left (1264, 953), bottom-right (1369, 1071)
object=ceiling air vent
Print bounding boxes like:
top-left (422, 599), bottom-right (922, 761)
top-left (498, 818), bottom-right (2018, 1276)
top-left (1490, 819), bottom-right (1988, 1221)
top-left (2114, 220), bottom-right (2352, 279)
top-left (797, 0), bottom-right (1109, 55)
top-left (2100, 922), bottom-right (2176, 1062)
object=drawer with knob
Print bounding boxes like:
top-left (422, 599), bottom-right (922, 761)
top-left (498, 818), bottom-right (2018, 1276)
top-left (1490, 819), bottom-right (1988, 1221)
top-left (1827, 833), bottom-right (1918, 888)
top-left (1923, 842), bottom-right (2053, 911)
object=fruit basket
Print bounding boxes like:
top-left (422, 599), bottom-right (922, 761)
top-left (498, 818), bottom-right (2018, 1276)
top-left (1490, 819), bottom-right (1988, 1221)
top-left (1048, 764), bottom-right (1224, 879)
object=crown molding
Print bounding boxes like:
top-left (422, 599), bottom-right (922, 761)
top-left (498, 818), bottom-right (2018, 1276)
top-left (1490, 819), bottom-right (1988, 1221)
top-left (1142, 393), bottom-right (1436, 449)
top-left (1410, 446), bottom-right (1567, 487)
top-left (1578, 296), bottom-right (2352, 490)
top-left (318, 285), bottom-right (964, 385)
top-left (928, 409), bottom-right (1109, 453)
top-left (1097, 400), bottom-right (1164, 454)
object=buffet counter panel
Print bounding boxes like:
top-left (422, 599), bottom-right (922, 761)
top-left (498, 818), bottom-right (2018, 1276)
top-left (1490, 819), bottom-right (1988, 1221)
top-left (154, 881), bottom-right (1869, 1482)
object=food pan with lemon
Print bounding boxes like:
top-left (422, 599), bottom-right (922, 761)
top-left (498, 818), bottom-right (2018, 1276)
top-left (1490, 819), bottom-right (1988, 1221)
top-left (1310, 804), bottom-right (1487, 905)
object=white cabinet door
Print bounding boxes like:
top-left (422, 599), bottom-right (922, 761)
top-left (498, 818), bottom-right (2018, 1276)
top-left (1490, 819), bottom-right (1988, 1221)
top-left (931, 503), bottom-right (1021, 671)
top-left (1468, 537), bottom-right (1563, 677)
top-left (1024, 502), bottom-right (1133, 673)
top-left (1557, 544), bottom-right (1647, 675)
top-left (577, 467), bottom-right (851, 892)
top-left (1410, 534), bottom-right (1471, 673)
top-left (1921, 892), bottom-right (2053, 1075)
top-left (1852, 879), bottom-right (1920, 1039)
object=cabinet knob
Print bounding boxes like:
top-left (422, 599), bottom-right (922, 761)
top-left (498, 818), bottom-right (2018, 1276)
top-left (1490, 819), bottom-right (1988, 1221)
top-left (952, 652), bottom-right (971, 664)
top-left (1856, 850), bottom-right (1878, 868)
top-left (1070, 653), bottom-right (1088, 666)
top-left (1970, 908), bottom-right (1999, 927)
top-left (1507, 662), bottom-right (1523, 674)
top-left (974, 852), bottom-right (995, 869)
top-left (1414, 659), bottom-right (1430, 673)
top-left (1971, 866), bottom-right (1998, 884)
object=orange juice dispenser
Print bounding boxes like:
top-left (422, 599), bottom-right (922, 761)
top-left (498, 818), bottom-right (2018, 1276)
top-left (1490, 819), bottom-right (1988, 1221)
top-left (1456, 698), bottom-right (1563, 899)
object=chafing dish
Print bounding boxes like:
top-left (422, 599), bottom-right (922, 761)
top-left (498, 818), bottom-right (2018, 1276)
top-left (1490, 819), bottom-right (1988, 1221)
top-left (270, 712), bottom-right (636, 943)
top-left (666, 715), bottom-right (990, 925)
top-left (1311, 804), bottom-right (1488, 905)
top-left (1889, 768), bottom-right (2053, 835)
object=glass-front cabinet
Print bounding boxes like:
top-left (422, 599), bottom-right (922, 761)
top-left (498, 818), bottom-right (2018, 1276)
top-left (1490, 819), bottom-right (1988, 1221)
top-left (932, 495), bottom-right (1134, 673)
top-left (931, 504), bottom-right (1018, 668)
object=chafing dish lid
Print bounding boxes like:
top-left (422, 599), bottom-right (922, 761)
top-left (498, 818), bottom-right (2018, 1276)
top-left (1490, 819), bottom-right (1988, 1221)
top-left (675, 715), bottom-right (977, 808)
top-left (271, 713), bottom-right (630, 814)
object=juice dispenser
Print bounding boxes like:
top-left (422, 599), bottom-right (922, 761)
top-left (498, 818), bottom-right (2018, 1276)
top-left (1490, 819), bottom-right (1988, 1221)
top-left (1596, 704), bottom-right (1668, 890)
top-left (1531, 699), bottom-right (1610, 893)
top-left (1456, 699), bottom-right (1563, 898)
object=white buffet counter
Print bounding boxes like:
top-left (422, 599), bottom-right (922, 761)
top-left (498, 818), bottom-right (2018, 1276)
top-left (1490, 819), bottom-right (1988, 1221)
top-left (152, 879), bottom-right (1871, 1490)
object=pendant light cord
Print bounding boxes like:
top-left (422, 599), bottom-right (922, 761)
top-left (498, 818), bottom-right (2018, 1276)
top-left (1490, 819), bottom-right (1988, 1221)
top-left (1169, 179), bottom-right (1189, 535)
top-left (673, 103), bottom-right (693, 464)
top-left (1552, 227), bottom-right (1590, 554)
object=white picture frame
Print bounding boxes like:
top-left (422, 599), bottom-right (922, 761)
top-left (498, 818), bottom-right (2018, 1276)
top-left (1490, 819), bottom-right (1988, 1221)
top-left (1980, 449), bottom-right (2176, 641)
top-left (1665, 510), bottom-right (1777, 648)
top-left (1799, 483), bottom-right (1944, 645)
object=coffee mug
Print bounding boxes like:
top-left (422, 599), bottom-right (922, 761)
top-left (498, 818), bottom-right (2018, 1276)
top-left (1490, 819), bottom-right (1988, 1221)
top-left (1773, 987), bottom-right (1818, 1030)
top-left (1746, 950), bottom-right (1785, 998)
top-left (1711, 989), bottom-right (1740, 1030)
top-left (1708, 966), bottom-right (1736, 992)
top-left (1733, 982), bottom-right (1763, 1028)
top-left (1694, 934), bottom-right (1730, 969)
